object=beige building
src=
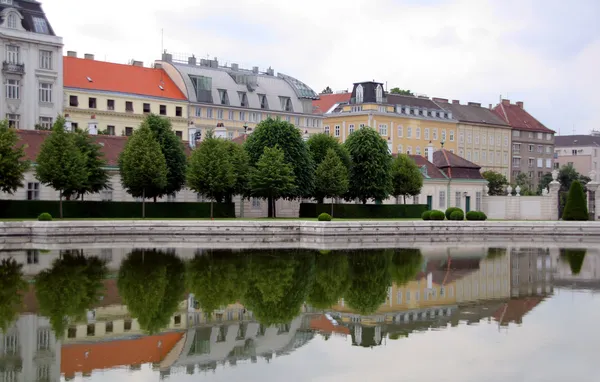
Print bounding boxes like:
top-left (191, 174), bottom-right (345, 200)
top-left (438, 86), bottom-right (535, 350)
top-left (63, 52), bottom-right (189, 138)
top-left (554, 133), bottom-right (600, 177)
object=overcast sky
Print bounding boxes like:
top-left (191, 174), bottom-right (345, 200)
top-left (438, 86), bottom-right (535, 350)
top-left (43, 0), bottom-right (599, 135)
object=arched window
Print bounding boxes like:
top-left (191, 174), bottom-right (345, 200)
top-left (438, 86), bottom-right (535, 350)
top-left (376, 85), bottom-right (383, 103)
top-left (356, 84), bottom-right (364, 104)
top-left (7, 13), bottom-right (17, 29)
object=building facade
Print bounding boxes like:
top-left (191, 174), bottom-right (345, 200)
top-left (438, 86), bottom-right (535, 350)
top-left (318, 82), bottom-right (459, 155)
top-left (493, 100), bottom-right (555, 188)
top-left (433, 99), bottom-right (512, 177)
top-left (63, 52), bottom-right (189, 137)
top-left (156, 52), bottom-right (323, 147)
top-left (554, 133), bottom-right (600, 176)
top-left (0, 0), bottom-right (63, 130)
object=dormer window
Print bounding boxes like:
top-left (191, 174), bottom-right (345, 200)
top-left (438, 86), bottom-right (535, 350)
top-left (279, 96), bottom-right (293, 112)
top-left (356, 84), bottom-right (364, 104)
top-left (258, 94), bottom-right (268, 109)
top-left (218, 89), bottom-right (229, 105)
top-left (7, 13), bottom-right (16, 29)
top-left (238, 91), bottom-right (248, 107)
top-left (375, 85), bottom-right (383, 103)
top-left (32, 17), bottom-right (49, 34)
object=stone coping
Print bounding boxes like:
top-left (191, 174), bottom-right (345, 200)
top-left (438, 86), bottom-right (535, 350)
top-left (1, 220), bottom-right (600, 250)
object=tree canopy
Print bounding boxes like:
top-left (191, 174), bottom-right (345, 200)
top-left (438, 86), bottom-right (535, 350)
top-left (0, 258), bottom-right (27, 332)
top-left (143, 114), bottom-right (187, 200)
top-left (65, 128), bottom-right (110, 200)
top-left (314, 149), bottom-right (349, 208)
top-left (391, 154), bottom-right (423, 203)
top-left (345, 127), bottom-right (393, 203)
top-left (321, 86), bottom-right (333, 94)
top-left (35, 116), bottom-right (87, 218)
top-left (562, 180), bottom-right (588, 220)
top-left (244, 118), bottom-right (314, 199)
top-left (307, 252), bottom-right (350, 309)
top-left (0, 121), bottom-right (30, 194)
top-left (345, 250), bottom-right (392, 315)
top-left (117, 249), bottom-right (186, 334)
top-left (389, 88), bottom-right (414, 96)
top-left (306, 133), bottom-right (351, 169)
top-left (223, 140), bottom-right (250, 201)
top-left (118, 122), bottom-right (168, 216)
top-left (560, 249), bottom-right (587, 275)
top-left (482, 170), bottom-right (508, 196)
top-left (388, 249), bottom-right (423, 286)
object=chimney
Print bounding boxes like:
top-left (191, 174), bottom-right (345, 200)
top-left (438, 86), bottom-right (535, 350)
top-left (67, 51), bottom-right (77, 58)
top-left (266, 67), bottom-right (274, 76)
top-left (467, 102), bottom-right (481, 107)
top-left (154, 63), bottom-right (163, 69)
top-left (432, 97), bottom-right (449, 103)
top-left (84, 53), bottom-right (94, 60)
top-left (132, 61), bottom-right (143, 67)
top-left (211, 58), bottom-right (219, 68)
top-left (452, 100), bottom-right (460, 104)
top-left (427, 141), bottom-right (434, 163)
top-left (161, 51), bottom-right (172, 62)
top-left (252, 66), bottom-right (259, 74)
top-left (516, 101), bottom-right (524, 109)
top-left (231, 63), bottom-right (239, 71)
top-left (188, 55), bottom-right (196, 65)
top-left (489, 104), bottom-right (492, 109)
top-left (501, 99), bottom-right (510, 106)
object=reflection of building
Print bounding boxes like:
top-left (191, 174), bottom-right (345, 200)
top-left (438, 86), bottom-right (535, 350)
top-left (0, 315), bottom-right (61, 382)
top-left (510, 248), bottom-right (554, 297)
top-left (552, 249), bottom-right (600, 290)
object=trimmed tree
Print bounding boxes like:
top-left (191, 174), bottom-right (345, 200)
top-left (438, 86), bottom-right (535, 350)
top-left (307, 251), bottom-right (350, 309)
top-left (483, 170), bottom-right (509, 196)
top-left (392, 154), bottom-right (423, 204)
top-left (344, 127), bottom-right (393, 204)
top-left (223, 140), bottom-right (250, 203)
top-left (314, 149), bottom-right (349, 216)
top-left (244, 118), bottom-right (314, 217)
top-left (562, 180), bottom-right (588, 220)
top-left (35, 116), bottom-right (87, 218)
top-left (118, 122), bottom-right (168, 218)
top-left (187, 135), bottom-right (236, 218)
top-left (64, 128), bottom-right (110, 200)
top-left (0, 121), bottom-right (30, 194)
top-left (249, 146), bottom-right (296, 218)
top-left (307, 133), bottom-right (351, 169)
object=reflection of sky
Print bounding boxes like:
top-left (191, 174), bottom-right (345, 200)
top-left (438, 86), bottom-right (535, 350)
top-left (69, 289), bottom-right (600, 382)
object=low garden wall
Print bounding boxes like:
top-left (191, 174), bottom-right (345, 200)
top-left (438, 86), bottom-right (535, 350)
top-left (299, 203), bottom-right (428, 219)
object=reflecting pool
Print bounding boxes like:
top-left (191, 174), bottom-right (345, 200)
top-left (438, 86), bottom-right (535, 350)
top-left (0, 245), bottom-right (598, 381)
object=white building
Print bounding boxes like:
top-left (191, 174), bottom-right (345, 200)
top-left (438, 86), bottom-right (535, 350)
top-left (0, 0), bottom-right (63, 130)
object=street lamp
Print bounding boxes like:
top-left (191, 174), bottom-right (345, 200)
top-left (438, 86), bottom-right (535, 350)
top-left (244, 124), bottom-right (248, 134)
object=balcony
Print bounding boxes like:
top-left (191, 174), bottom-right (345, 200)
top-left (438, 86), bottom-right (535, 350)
top-left (3, 61), bottom-right (24, 75)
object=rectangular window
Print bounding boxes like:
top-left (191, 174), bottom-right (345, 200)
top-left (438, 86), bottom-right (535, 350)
top-left (227, 131), bottom-right (234, 140)
top-left (39, 50), bottom-right (52, 69)
top-left (176, 106), bottom-right (183, 117)
top-left (416, 127), bottom-right (421, 139)
top-left (546, 133), bottom-right (552, 141)
top-left (504, 136), bottom-right (508, 147)
top-left (5, 79), bottom-right (19, 99)
top-left (537, 158), bottom-right (543, 168)
top-left (159, 105), bottom-right (166, 115)
top-left (69, 95), bottom-right (78, 107)
top-left (513, 130), bottom-right (520, 137)
top-left (455, 192), bottom-right (461, 208)
top-left (39, 116), bottom-right (52, 129)
top-left (335, 125), bottom-right (340, 137)
top-left (107, 99), bottom-right (115, 110)
top-left (228, 110), bottom-right (234, 120)
top-left (206, 108), bottom-right (213, 118)
top-left (476, 192), bottom-right (482, 211)
top-left (467, 132), bottom-right (472, 144)
top-left (6, 45), bottom-right (19, 63)
top-left (442, 129), bottom-right (447, 141)
top-left (482, 151), bottom-right (487, 163)
top-left (349, 124), bottom-right (355, 134)
top-left (546, 146), bottom-right (552, 154)
top-left (416, 146), bottom-right (421, 155)
top-left (407, 146), bottom-right (412, 155)
top-left (474, 151), bottom-right (479, 162)
top-left (504, 152), bottom-right (508, 164)
top-left (7, 113), bottom-right (19, 128)
top-left (126, 101), bottom-right (133, 112)
top-left (39, 83), bottom-right (52, 103)
top-left (529, 144), bottom-right (534, 152)
top-left (217, 109), bottom-right (224, 119)
top-left (537, 132), bottom-right (543, 139)
top-left (537, 145), bottom-right (543, 154)
top-left (379, 124), bottom-right (388, 136)
top-left (27, 182), bottom-right (40, 200)
top-left (513, 143), bottom-right (520, 151)
top-left (324, 126), bottom-right (330, 135)
top-left (36, 329), bottom-right (50, 351)
top-left (105, 322), bottom-right (114, 333)
top-left (489, 135), bottom-right (494, 146)
top-left (398, 125), bottom-right (403, 138)
top-left (125, 127), bottom-right (133, 136)
top-left (107, 125), bottom-right (115, 136)
top-left (407, 127), bottom-right (412, 139)
top-left (449, 130), bottom-right (455, 141)
top-left (482, 134), bottom-right (487, 145)
top-left (433, 129), bottom-right (438, 140)
top-left (460, 132), bottom-right (464, 144)
top-left (546, 159), bottom-right (551, 168)
top-left (176, 130), bottom-right (183, 139)
top-left (239, 111), bottom-right (246, 121)
top-left (424, 128), bottom-right (430, 140)
top-left (397, 291), bottom-right (402, 304)
top-left (439, 190), bottom-right (446, 209)
top-left (195, 106), bottom-right (202, 117)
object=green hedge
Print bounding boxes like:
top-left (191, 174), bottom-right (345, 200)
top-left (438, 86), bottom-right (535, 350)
top-left (299, 203), bottom-right (428, 219)
top-left (0, 200), bottom-right (236, 219)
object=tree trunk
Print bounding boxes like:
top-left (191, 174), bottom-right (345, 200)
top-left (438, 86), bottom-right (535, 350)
top-left (210, 200), bottom-right (214, 220)
top-left (331, 201), bottom-right (334, 218)
top-left (403, 195), bottom-right (407, 204)
top-left (59, 191), bottom-right (63, 219)
top-left (268, 196), bottom-right (273, 218)
top-left (153, 196), bottom-right (157, 203)
top-left (142, 189), bottom-right (146, 219)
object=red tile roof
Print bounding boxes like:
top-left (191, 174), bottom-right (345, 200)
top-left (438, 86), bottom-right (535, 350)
top-left (15, 129), bottom-right (191, 167)
top-left (408, 154), bottom-right (448, 179)
top-left (492, 296), bottom-right (544, 325)
top-left (492, 100), bottom-right (555, 133)
top-left (63, 56), bottom-right (187, 101)
top-left (61, 332), bottom-right (184, 378)
top-left (310, 315), bottom-right (350, 335)
top-left (433, 149), bottom-right (483, 180)
top-left (312, 93), bottom-right (351, 114)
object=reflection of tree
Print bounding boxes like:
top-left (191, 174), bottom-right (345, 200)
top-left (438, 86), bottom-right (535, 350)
top-left (35, 251), bottom-right (108, 336)
top-left (187, 251), bottom-right (248, 313)
top-left (560, 249), bottom-right (587, 275)
top-left (242, 251), bottom-right (315, 325)
top-left (117, 249), bottom-right (186, 334)
top-left (487, 248), bottom-right (507, 259)
top-left (0, 258), bottom-right (27, 332)
top-left (345, 250), bottom-right (392, 315)
top-left (388, 249), bottom-right (423, 286)
top-left (307, 252), bottom-right (350, 309)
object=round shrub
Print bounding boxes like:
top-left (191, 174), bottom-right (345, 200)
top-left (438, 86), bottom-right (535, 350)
top-left (480, 212), bottom-right (488, 221)
top-left (429, 210), bottom-right (445, 220)
top-left (317, 213), bottom-right (332, 221)
top-left (466, 211), bottom-right (485, 221)
top-left (421, 211), bottom-right (432, 221)
top-left (38, 213), bottom-right (53, 221)
top-left (449, 210), bottom-right (464, 221)
top-left (445, 207), bottom-right (462, 220)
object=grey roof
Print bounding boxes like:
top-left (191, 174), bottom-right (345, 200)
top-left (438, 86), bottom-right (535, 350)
top-left (555, 135), bottom-right (600, 148)
top-left (0, 0), bottom-right (55, 36)
top-left (387, 94), bottom-right (445, 110)
top-left (161, 61), bottom-right (317, 114)
top-left (435, 102), bottom-right (509, 127)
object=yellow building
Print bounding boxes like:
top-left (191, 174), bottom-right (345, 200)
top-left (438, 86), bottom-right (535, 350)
top-left (433, 98), bottom-right (512, 177)
top-left (63, 52), bottom-right (189, 138)
top-left (317, 82), bottom-right (458, 155)
top-left (156, 52), bottom-right (323, 147)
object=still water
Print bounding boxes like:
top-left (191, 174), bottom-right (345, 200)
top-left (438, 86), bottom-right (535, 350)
top-left (0, 245), bottom-right (598, 381)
